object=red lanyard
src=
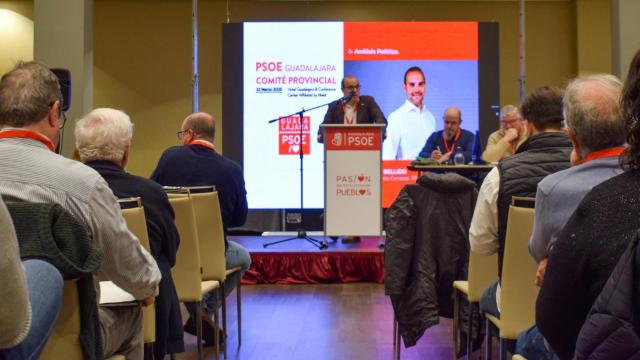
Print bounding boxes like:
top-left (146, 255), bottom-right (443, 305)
top-left (0, 129), bottom-right (55, 152)
top-left (442, 129), bottom-right (461, 153)
top-left (340, 101), bottom-right (357, 124)
top-left (189, 140), bottom-right (215, 151)
top-left (582, 147), bottom-right (625, 164)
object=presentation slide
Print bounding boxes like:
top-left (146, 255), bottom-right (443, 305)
top-left (243, 22), bottom-right (480, 209)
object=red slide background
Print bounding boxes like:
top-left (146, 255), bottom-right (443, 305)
top-left (344, 22), bottom-right (478, 61)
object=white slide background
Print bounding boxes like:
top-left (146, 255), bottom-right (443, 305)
top-left (243, 22), bottom-right (343, 209)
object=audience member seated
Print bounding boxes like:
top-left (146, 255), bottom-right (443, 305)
top-left (75, 108), bottom-right (184, 358)
top-left (482, 105), bottom-right (529, 163)
top-left (151, 112), bottom-right (251, 345)
top-left (515, 74), bottom-right (627, 359)
top-left (385, 172), bottom-right (477, 347)
top-left (418, 107), bottom-right (474, 164)
top-left (536, 49), bottom-right (640, 360)
top-left (469, 86), bottom-right (572, 321)
top-left (0, 197), bottom-right (63, 360)
top-left (0, 61), bottom-right (160, 359)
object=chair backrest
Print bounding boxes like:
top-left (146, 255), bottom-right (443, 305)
top-left (167, 195), bottom-right (203, 302)
top-left (40, 280), bottom-right (83, 360)
top-left (190, 191), bottom-right (227, 281)
top-left (119, 199), bottom-right (155, 344)
top-left (467, 251), bottom-right (498, 302)
top-left (499, 202), bottom-right (538, 339)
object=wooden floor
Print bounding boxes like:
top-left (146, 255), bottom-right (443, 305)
top-left (174, 283), bottom-right (456, 360)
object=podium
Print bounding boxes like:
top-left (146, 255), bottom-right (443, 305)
top-left (321, 124), bottom-right (384, 237)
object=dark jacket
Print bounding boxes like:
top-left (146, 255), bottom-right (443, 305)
top-left (6, 202), bottom-right (103, 360)
top-left (496, 131), bottom-right (571, 277)
top-left (574, 231), bottom-right (640, 360)
top-left (385, 172), bottom-right (477, 347)
top-left (151, 144), bottom-right (248, 234)
top-left (537, 171), bottom-right (640, 359)
top-left (86, 160), bottom-right (184, 357)
top-left (317, 95), bottom-right (387, 142)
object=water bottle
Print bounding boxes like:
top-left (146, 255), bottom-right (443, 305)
top-left (471, 130), bottom-right (484, 165)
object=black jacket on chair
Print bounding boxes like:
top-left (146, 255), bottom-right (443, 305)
top-left (384, 172), bottom-right (477, 347)
top-left (573, 231), bottom-right (640, 360)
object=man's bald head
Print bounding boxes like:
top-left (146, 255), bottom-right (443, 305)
top-left (443, 107), bottom-right (462, 139)
top-left (181, 112), bottom-right (216, 143)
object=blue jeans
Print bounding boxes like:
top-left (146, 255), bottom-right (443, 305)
top-left (516, 326), bottom-right (554, 360)
top-left (0, 259), bottom-right (63, 360)
top-left (189, 240), bottom-right (252, 315)
top-left (480, 280), bottom-right (500, 318)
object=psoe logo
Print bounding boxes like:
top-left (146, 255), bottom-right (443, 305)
top-left (331, 132), bottom-right (343, 146)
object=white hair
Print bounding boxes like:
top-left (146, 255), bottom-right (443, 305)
top-left (500, 105), bottom-right (520, 119)
top-left (563, 74), bottom-right (626, 156)
top-left (74, 108), bottom-right (133, 163)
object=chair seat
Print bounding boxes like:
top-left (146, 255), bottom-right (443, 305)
top-left (225, 266), bottom-right (242, 277)
top-left (202, 280), bottom-right (220, 294)
top-left (513, 355), bottom-right (528, 360)
top-left (453, 280), bottom-right (469, 296)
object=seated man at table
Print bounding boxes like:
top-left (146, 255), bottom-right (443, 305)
top-left (418, 107), bottom-right (474, 164)
top-left (75, 108), bottom-right (184, 358)
top-left (482, 105), bottom-right (528, 163)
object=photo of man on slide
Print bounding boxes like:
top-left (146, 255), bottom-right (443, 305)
top-left (382, 66), bottom-right (436, 160)
top-left (317, 75), bottom-right (387, 143)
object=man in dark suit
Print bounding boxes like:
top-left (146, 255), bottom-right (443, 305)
top-left (317, 75), bottom-right (387, 143)
top-left (151, 112), bottom-right (251, 344)
top-left (74, 108), bottom-right (184, 358)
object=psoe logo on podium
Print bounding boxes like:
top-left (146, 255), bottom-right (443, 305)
top-left (326, 127), bottom-right (381, 151)
top-left (331, 132), bottom-right (344, 146)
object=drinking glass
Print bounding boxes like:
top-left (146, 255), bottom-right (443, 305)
top-left (454, 152), bottom-right (466, 165)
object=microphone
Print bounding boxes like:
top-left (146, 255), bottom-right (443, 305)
top-left (342, 90), bottom-right (356, 103)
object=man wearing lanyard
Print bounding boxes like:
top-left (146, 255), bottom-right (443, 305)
top-left (317, 75), bottom-right (387, 143)
top-left (0, 61), bottom-right (160, 359)
top-left (513, 75), bottom-right (628, 359)
top-left (417, 107), bottom-right (474, 164)
top-left (151, 112), bottom-right (250, 345)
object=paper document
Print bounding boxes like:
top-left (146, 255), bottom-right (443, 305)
top-left (99, 281), bottom-right (137, 307)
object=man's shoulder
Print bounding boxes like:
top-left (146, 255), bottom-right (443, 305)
top-left (217, 154), bottom-right (243, 174)
top-left (360, 95), bottom-right (379, 105)
top-left (127, 172), bottom-right (165, 192)
top-left (537, 165), bottom-right (581, 193)
top-left (160, 145), bottom-right (189, 157)
top-left (40, 154), bottom-right (105, 189)
top-left (461, 129), bottom-right (474, 139)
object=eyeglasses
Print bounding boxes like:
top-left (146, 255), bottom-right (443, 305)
top-left (59, 112), bottom-right (67, 129)
top-left (343, 84), bottom-right (360, 91)
top-left (176, 129), bottom-right (191, 140)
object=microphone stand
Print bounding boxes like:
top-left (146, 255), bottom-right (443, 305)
top-left (262, 96), bottom-right (349, 249)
